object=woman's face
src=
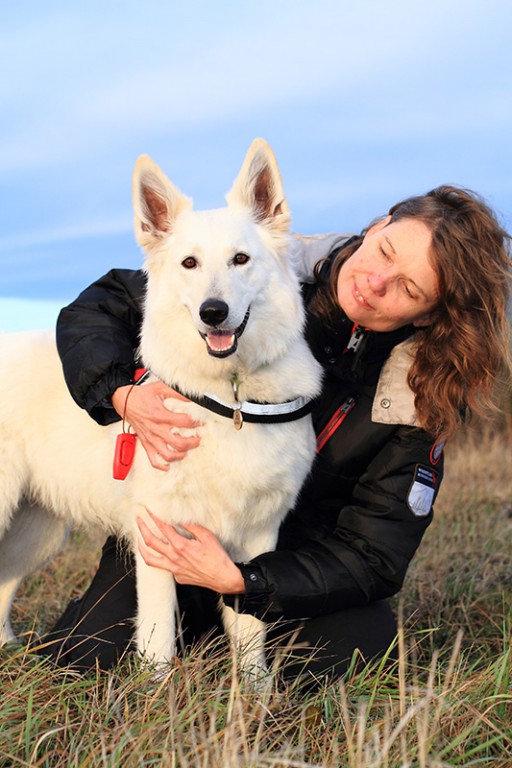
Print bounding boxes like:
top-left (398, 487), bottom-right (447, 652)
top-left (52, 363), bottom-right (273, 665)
top-left (336, 217), bottom-right (439, 332)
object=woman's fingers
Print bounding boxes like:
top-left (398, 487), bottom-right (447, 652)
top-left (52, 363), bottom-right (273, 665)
top-left (137, 512), bottom-right (245, 593)
top-left (112, 381), bottom-right (202, 468)
top-left (137, 514), bottom-right (168, 551)
top-left (138, 538), bottom-right (166, 569)
top-left (138, 432), bottom-right (198, 469)
top-left (166, 432), bottom-right (201, 454)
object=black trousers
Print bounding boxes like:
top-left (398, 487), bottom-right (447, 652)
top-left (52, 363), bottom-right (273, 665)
top-left (39, 537), bottom-right (397, 686)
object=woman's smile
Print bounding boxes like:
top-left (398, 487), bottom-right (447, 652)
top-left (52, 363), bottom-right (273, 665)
top-left (352, 281), bottom-right (374, 310)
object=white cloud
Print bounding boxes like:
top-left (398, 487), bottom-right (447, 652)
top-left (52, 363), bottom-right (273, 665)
top-left (0, 215), bottom-right (131, 254)
top-left (3, 0), bottom-right (510, 173)
top-left (1, 0), bottom-right (511, 300)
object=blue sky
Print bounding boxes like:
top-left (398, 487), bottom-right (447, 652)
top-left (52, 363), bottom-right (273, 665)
top-left (1, 0), bottom-right (511, 331)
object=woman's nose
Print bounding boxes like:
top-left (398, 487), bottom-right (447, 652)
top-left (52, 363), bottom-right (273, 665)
top-left (367, 273), bottom-right (388, 296)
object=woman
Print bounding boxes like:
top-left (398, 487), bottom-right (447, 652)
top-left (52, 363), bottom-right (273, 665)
top-left (45, 185), bottom-right (511, 683)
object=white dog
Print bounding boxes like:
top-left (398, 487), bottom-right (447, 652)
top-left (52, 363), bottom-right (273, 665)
top-left (0, 139), bottom-right (322, 676)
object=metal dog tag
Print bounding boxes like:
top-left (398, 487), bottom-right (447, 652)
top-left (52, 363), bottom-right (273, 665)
top-left (231, 373), bottom-right (243, 430)
top-left (233, 408), bottom-right (243, 430)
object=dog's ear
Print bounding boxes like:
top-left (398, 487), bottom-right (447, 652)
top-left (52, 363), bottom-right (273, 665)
top-left (226, 139), bottom-right (290, 235)
top-left (133, 156), bottom-right (192, 251)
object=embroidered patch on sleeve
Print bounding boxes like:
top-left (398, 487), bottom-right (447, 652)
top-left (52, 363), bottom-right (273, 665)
top-left (407, 465), bottom-right (438, 517)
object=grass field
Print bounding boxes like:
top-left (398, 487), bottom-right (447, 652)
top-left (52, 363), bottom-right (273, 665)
top-left (1, 428), bottom-right (511, 767)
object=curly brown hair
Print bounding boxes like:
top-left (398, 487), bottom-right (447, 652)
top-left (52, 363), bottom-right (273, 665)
top-left (313, 185), bottom-right (512, 437)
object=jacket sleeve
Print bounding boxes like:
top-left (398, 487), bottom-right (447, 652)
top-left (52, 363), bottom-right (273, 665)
top-left (289, 232), bottom-right (354, 282)
top-left (56, 269), bottom-right (146, 425)
top-left (225, 426), bottom-right (442, 621)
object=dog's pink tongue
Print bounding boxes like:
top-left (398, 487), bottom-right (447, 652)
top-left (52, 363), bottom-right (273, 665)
top-left (207, 331), bottom-right (235, 352)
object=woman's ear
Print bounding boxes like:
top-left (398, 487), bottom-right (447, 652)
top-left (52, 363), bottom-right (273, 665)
top-left (412, 313), bottom-right (434, 328)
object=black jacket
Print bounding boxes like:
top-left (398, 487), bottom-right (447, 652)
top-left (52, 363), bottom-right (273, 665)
top-left (56, 267), bottom-right (443, 623)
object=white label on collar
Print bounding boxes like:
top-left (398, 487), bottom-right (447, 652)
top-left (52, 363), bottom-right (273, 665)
top-left (407, 465), bottom-right (438, 517)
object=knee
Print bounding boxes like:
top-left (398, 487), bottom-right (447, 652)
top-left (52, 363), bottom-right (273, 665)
top-left (267, 600), bottom-right (397, 689)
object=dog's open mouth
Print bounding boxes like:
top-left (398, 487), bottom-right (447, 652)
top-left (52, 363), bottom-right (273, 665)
top-left (200, 308), bottom-right (251, 358)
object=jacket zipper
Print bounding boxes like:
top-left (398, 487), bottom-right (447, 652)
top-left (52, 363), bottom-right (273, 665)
top-left (316, 397), bottom-right (356, 453)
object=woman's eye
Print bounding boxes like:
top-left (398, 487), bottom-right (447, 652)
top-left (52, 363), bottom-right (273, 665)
top-left (380, 246), bottom-right (392, 262)
top-left (403, 282), bottom-right (416, 299)
top-left (182, 256), bottom-right (198, 269)
top-left (233, 252), bottom-right (250, 266)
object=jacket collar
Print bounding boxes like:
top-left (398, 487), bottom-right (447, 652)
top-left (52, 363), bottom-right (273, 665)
top-left (372, 336), bottom-right (419, 427)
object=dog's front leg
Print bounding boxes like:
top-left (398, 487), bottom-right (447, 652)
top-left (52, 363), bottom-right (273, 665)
top-left (221, 529), bottom-right (283, 683)
top-left (221, 602), bottom-right (268, 683)
top-left (134, 549), bottom-right (177, 667)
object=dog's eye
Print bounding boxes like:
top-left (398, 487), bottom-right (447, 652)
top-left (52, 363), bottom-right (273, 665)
top-left (233, 252), bottom-right (250, 266)
top-left (181, 256), bottom-right (198, 269)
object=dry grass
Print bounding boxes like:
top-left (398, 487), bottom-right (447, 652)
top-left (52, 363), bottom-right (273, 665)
top-left (1, 428), bottom-right (511, 767)
top-left (402, 427), bottom-right (512, 660)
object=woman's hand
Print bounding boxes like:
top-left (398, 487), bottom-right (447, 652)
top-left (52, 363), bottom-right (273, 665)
top-left (112, 382), bottom-right (201, 470)
top-left (136, 510), bottom-right (246, 594)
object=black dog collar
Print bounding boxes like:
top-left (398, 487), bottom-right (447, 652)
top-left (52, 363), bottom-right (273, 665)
top-left (136, 368), bottom-right (315, 430)
top-left (171, 382), bottom-right (315, 428)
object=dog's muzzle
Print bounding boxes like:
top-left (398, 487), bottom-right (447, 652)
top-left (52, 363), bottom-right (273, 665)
top-left (199, 306), bottom-right (251, 358)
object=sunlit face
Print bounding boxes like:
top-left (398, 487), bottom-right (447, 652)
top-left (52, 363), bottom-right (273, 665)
top-left (336, 217), bottom-right (439, 332)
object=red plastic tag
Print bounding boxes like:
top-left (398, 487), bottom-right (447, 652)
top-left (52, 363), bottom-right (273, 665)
top-left (113, 432), bottom-right (137, 480)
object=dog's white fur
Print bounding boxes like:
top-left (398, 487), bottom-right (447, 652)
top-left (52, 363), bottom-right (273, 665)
top-left (0, 139), bottom-right (322, 675)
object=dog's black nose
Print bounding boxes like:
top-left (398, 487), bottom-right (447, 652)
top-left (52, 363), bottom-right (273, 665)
top-left (200, 299), bottom-right (229, 327)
